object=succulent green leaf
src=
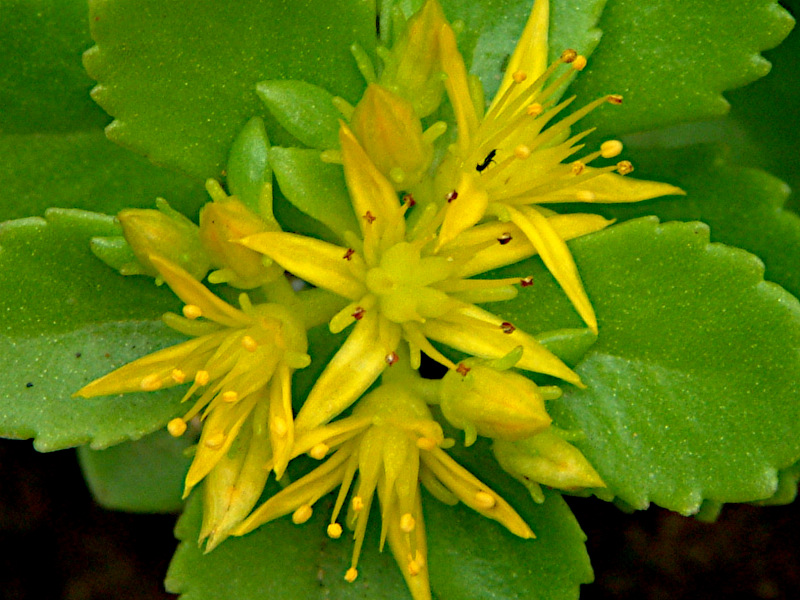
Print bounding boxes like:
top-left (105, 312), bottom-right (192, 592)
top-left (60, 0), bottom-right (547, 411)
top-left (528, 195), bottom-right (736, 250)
top-left (0, 0), bottom-right (108, 134)
top-left (269, 147), bottom-right (358, 240)
top-left (78, 428), bottom-right (192, 513)
top-left (0, 129), bottom-right (208, 222)
top-left (226, 117), bottom-right (272, 215)
top-left (84, 0), bottom-right (377, 180)
top-left (0, 209), bottom-right (186, 451)
top-left (256, 81), bottom-right (343, 150)
top-left (494, 218), bottom-right (800, 514)
top-left (569, 0), bottom-right (795, 136)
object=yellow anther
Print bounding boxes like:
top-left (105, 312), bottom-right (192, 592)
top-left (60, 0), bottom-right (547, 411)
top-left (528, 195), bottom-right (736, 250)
top-left (475, 491), bottom-right (496, 509)
top-left (513, 144), bottom-right (531, 160)
top-left (600, 140), bottom-right (624, 158)
top-left (204, 432), bottom-right (225, 449)
top-left (571, 161), bottom-right (586, 175)
top-left (414, 550), bottom-right (425, 567)
top-left (140, 374), bottom-right (162, 391)
top-left (241, 335), bottom-right (258, 352)
top-left (561, 48), bottom-right (578, 63)
top-left (576, 190), bottom-right (597, 202)
top-left (292, 505), bottom-right (313, 525)
top-left (526, 102), bottom-right (543, 116)
top-left (222, 390), bottom-right (238, 403)
top-left (400, 513), bottom-right (416, 533)
top-left (617, 160), bottom-right (635, 175)
top-left (327, 523), bottom-right (343, 539)
top-left (194, 370), bottom-right (210, 386)
top-left (512, 70), bottom-right (527, 83)
top-left (352, 496), bottom-right (364, 512)
top-left (572, 55), bottom-right (587, 71)
top-left (309, 443), bottom-right (329, 460)
top-left (607, 94), bottom-right (624, 105)
top-left (345, 568), bottom-right (358, 583)
top-left (408, 559), bottom-right (421, 576)
top-left (167, 418), bottom-right (187, 437)
top-left (416, 437), bottom-right (437, 451)
top-left (170, 369), bottom-right (186, 384)
top-left (271, 416), bottom-right (288, 437)
top-left (182, 304), bottom-right (202, 320)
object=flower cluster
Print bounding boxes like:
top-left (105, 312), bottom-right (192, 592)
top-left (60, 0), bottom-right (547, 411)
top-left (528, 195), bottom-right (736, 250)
top-left (76, 0), bottom-right (682, 598)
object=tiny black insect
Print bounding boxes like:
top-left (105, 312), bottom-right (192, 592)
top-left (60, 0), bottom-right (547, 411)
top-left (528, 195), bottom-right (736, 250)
top-left (476, 149), bottom-right (497, 173)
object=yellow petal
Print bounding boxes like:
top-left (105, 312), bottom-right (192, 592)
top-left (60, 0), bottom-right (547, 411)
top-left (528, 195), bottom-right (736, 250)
top-left (386, 491), bottom-right (432, 600)
top-left (239, 231), bottom-right (366, 300)
top-left (294, 313), bottom-right (400, 432)
top-left (270, 364), bottom-right (295, 479)
top-left (149, 256), bottom-right (250, 328)
top-left (439, 22), bottom-right (480, 156)
top-left (436, 170), bottom-right (489, 250)
top-left (533, 169), bottom-right (686, 203)
top-left (505, 204), bottom-right (597, 333)
top-left (488, 0), bottom-right (549, 114)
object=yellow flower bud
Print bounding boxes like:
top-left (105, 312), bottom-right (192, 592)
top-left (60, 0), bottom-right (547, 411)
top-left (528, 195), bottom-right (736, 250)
top-left (439, 357), bottom-right (552, 446)
top-left (199, 195), bottom-right (282, 289)
top-left (350, 84), bottom-right (434, 190)
top-left (118, 199), bottom-right (210, 281)
top-left (379, 0), bottom-right (448, 118)
top-left (493, 430), bottom-right (605, 499)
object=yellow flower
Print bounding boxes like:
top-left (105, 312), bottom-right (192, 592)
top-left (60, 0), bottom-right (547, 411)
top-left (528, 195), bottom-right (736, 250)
top-left (435, 0), bottom-right (684, 332)
top-left (74, 255), bottom-right (311, 535)
top-left (240, 121), bottom-right (585, 434)
top-left (232, 382), bottom-right (534, 600)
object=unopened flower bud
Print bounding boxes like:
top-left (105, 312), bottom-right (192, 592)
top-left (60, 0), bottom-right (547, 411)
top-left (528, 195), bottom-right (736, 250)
top-left (379, 0), bottom-right (448, 118)
top-left (439, 357), bottom-right (552, 446)
top-left (118, 199), bottom-right (210, 281)
top-left (199, 192), bottom-right (282, 289)
top-left (493, 430), bottom-right (605, 500)
top-left (350, 84), bottom-right (434, 190)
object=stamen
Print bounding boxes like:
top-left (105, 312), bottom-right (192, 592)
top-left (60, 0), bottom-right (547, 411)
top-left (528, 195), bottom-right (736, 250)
top-left (310, 443), bottom-right (329, 460)
top-left (571, 161), bottom-right (586, 175)
top-left (167, 418), bottom-right (187, 437)
top-left (617, 160), bottom-right (634, 175)
top-left (363, 211), bottom-right (376, 224)
top-left (171, 369), bottom-right (186, 384)
top-left (352, 307), bottom-right (366, 320)
top-left (140, 374), bottom-right (162, 391)
top-left (520, 276), bottom-right (534, 287)
top-left (513, 144), bottom-right (531, 160)
top-left (416, 437), bottom-right (438, 451)
top-left (385, 352), bottom-right (399, 366)
top-left (600, 140), bottom-right (624, 158)
top-left (501, 321), bottom-right (516, 334)
top-left (560, 49), bottom-right (578, 63)
top-left (408, 559), bottom-right (421, 576)
top-left (343, 248), bottom-right (355, 261)
top-left (446, 190), bottom-right (458, 203)
top-left (221, 391), bottom-right (238, 403)
top-left (512, 70), bottom-right (527, 83)
top-left (195, 370), bottom-right (210, 386)
top-left (607, 94), bottom-right (624, 105)
top-left (572, 55), bottom-right (587, 71)
top-left (327, 523), bottom-right (343, 539)
top-left (345, 568), bottom-right (358, 583)
top-left (292, 505), bottom-right (313, 525)
top-left (497, 232), bottom-right (513, 245)
top-left (271, 416), bottom-right (288, 437)
top-left (204, 432), bottom-right (225, 449)
top-left (526, 102), bottom-right (543, 116)
top-left (402, 193), bottom-right (416, 207)
top-left (352, 496), bottom-right (365, 512)
top-left (456, 363), bottom-right (471, 376)
top-left (182, 305), bottom-right (202, 320)
top-left (241, 335), bottom-right (258, 352)
top-left (400, 513), bottom-right (416, 533)
top-left (475, 491), bottom-right (496, 509)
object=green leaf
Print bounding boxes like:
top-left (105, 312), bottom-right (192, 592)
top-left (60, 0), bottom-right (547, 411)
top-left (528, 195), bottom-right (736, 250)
top-left (84, 0), bottom-right (377, 180)
top-left (256, 81), bottom-right (343, 150)
top-left (568, 0), bottom-right (795, 136)
top-left (0, 209), bottom-right (186, 451)
top-left (494, 218), bottom-right (800, 514)
top-left (78, 427), bottom-right (192, 513)
top-left (0, 0), bottom-right (108, 134)
top-left (269, 147), bottom-right (358, 240)
top-left (0, 129), bottom-right (208, 221)
top-left (573, 144), bottom-right (800, 302)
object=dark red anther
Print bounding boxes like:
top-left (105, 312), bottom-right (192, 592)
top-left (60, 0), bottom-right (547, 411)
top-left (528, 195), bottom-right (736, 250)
top-left (456, 363), bottom-right (471, 376)
top-left (501, 321), bottom-right (516, 334)
top-left (446, 190), bottom-right (458, 203)
top-left (520, 276), bottom-right (533, 287)
top-left (352, 307), bottom-right (365, 320)
top-left (385, 351), bottom-right (399, 366)
top-left (497, 232), bottom-right (512, 245)
top-left (343, 248), bottom-right (355, 261)
top-left (363, 211), bottom-right (376, 224)
top-left (403, 194), bottom-right (416, 207)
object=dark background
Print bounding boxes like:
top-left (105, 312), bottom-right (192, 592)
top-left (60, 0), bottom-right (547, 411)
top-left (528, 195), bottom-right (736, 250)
top-left (1, 438), bottom-right (798, 600)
